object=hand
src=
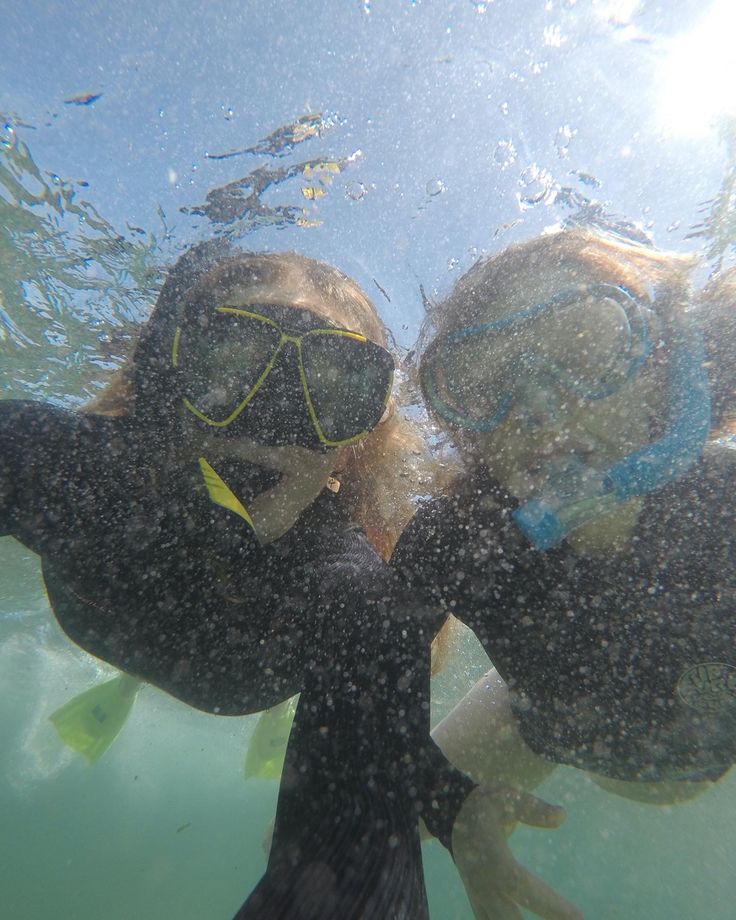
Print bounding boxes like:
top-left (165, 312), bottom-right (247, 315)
top-left (245, 443), bottom-right (338, 543)
top-left (199, 437), bottom-right (339, 543)
top-left (451, 783), bottom-right (584, 920)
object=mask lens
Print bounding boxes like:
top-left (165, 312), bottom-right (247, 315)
top-left (528, 292), bottom-right (633, 394)
top-left (434, 335), bottom-right (513, 424)
top-left (301, 333), bottom-right (394, 443)
top-left (177, 312), bottom-right (281, 421)
top-left (427, 286), bottom-right (642, 430)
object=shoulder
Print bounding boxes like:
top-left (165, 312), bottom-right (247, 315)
top-left (645, 442), bottom-right (736, 529)
top-left (0, 399), bottom-right (119, 445)
top-left (392, 484), bottom-right (508, 567)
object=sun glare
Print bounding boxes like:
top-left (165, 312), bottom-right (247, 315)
top-left (658, 0), bottom-right (736, 138)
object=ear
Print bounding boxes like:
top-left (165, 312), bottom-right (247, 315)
top-left (378, 396), bottom-right (395, 426)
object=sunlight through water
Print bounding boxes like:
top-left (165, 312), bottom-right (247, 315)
top-left (658, 0), bottom-right (736, 138)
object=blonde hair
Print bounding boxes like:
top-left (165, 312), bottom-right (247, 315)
top-left (84, 248), bottom-right (426, 561)
top-left (428, 227), bottom-right (696, 337)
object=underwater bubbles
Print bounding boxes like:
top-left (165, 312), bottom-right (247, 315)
top-left (493, 139), bottom-right (517, 170)
top-left (555, 124), bottom-right (576, 158)
top-left (516, 164), bottom-right (557, 210)
top-left (426, 178), bottom-right (446, 197)
top-left (345, 180), bottom-right (367, 201)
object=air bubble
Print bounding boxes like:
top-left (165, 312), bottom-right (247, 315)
top-left (555, 124), bottom-right (575, 158)
top-left (493, 139), bottom-right (517, 170)
top-left (448, 257), bottom-right (460, 271)
top-left (426, 178), bottom-right (446, 196)
top-left (345, 180), bottom-right (367, 201)
top-left (666, 219), bottom-right (682, 233)
top-left (516, 164), bottom-right (556, 210)
top-left (499, 101), bottom-right (509, 116)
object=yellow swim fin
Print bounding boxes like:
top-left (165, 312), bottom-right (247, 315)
top-left (244, 696), bottom-right (298, 779)
top-left (49, 673), bottom-right (142, 763)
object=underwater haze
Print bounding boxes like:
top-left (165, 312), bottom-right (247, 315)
top-left (2, 1), bottom-right (736, 917)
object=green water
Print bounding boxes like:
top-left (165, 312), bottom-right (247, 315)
top-left (3, 534), bottom-right (736, 919)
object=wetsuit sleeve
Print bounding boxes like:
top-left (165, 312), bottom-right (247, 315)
top-left (0, 399), bottom-right (114, 552)
top-left (0, 403), bottom-right (17, 536)
top-left (0, 400), bottom-right (68, 538)
top-left (236, 526), bottom-right (475, 917)
top-left (324, 524), bottom-right (478, 852)
top-left (391, 497), bottom-right (459, 614)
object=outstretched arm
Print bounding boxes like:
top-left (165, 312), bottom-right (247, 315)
top-left (1, 400), bottom-right (66, 540)
top-left (433, 669), bottom-right (584, 920)
top-left (0, 399), bottom-right (119, 551)
top-left (432, 668), bottom-right (554, 789)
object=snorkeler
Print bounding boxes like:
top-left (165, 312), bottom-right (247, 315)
top-left (0, 242), bottom-right (470, 918)
top-left (392, 228), bottom-right (736, 918)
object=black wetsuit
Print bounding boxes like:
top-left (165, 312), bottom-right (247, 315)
top-left (393, 443), bottom-right (736, 789)
top-left (1, 399), bottom-right (472, 919)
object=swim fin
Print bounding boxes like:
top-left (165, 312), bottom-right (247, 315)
top-left (244, 696), bottom-right (298, 780)
top-left (49, 673), bottom-right (141, 762)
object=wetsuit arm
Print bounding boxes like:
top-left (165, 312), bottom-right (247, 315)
top-left (0, 400), bottom-right (58, 538)
top-left (432, 668), bottom-right (555, 791)
top-left (0, 406), bottom-right (16, 536)
top-left (434, 669), bottom-right (584, 920)
top-left (237, 526), bottom-right (475, 917)
top-left (0, 400), bottom-right (116, 552)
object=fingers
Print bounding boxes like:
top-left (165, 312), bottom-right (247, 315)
top-left (506, 862), bottom-right (585, 920)
top-left (474, 782), bottom-right (565, 830)
top-left (464, 859), bottom-right (583, 920)
top-left (511, 789), bottom-right (566, 829)
top-left (233, 440), bottom-right (337, 476)
top-left (467, 887), bottom-right (523, 920)
top-left (454, 785), bottom-right (582, 920)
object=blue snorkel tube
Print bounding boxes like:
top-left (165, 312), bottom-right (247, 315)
top-left (513, 306), bottom-right (712, 551)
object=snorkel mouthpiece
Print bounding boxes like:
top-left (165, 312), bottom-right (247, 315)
top-left (514, 313), bottom-right (711, 551)
top-left (513, 468), bottom-right (619, 551)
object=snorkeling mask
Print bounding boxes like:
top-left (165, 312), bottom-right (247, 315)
top-left (172, 303), bottom-right (394, 450)
top-left (422, 284), bottom-right (652, 432)
top-left (422, 283), bottom-right (711, 550)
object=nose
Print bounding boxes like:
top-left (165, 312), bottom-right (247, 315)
top-left (258, 339), bottom-right (301, 403)
top-left (512, 380), bottom-right (563, 429)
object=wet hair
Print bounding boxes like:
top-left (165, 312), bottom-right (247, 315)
top-left (424, 226), bottom-right (695, 338)
top-left (83, 243), bottom-right (426, 562)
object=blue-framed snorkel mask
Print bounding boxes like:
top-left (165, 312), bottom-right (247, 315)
top-left (421, 283), bottom-right (711, 550)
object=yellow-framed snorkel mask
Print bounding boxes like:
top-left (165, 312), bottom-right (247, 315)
top-left (172, 304), bottom-right (395, 449)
